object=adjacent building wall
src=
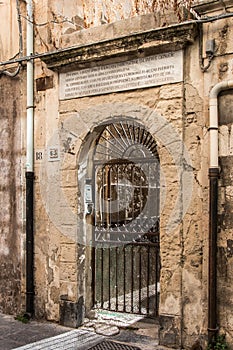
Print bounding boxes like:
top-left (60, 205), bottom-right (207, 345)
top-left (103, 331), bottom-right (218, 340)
top-left (0, 74), bottom-right (23, 314)
top-left (194, 3), bottom-right (233, 342)
top-left (0, 0), bottom-right (26, 316)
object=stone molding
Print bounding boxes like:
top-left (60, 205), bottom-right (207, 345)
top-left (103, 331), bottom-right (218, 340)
top-left (192, 0), bottom-right (233, 15)
top-left (41, 22), bottom-right (197, 70)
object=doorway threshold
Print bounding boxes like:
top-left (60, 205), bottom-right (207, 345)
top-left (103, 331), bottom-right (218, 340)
top-left (94, 310), bottom-right (145, 328)
top-left (82, 310), bottom-right (159, 350)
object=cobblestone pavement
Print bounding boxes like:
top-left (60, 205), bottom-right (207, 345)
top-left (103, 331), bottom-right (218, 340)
top-left (0, 312), bottom-right (163, 350)
top-left (0, 313), bottom-right (70, 349)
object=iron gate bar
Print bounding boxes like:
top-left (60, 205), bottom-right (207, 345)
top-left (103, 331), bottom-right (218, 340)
top-left (116, 246), bottom-right (118, 311)
top-left (107, 125), bottom-right (126, 149)
top-left (101, 247), bottom-right (104, 308)
top-left (96, 141), bottom-right (123, 157)
top-left (94, 242), bottom-right (159, 315)
top-left (139, 246), bottom-right (142, 314)
top-left (94, 241), bottom-right (159, 247)
top-left (108, 247), bottom-right (111, 309)
top-left (147, 245), bottom-right (150, 314)
top-left (140, 127), bottom-right (145, 145)
top-left (131, 245), bottom-right (134, 313)
top-left (94, 157), bottom-right (157, 166)
top-left (132, 124), bottom-right (136, 142)
top-left (127, 123), bottom-right (133, 143)
top-left (131, 164), bottom-right (134, 225)
top-left (101, 133), bottom-right (125, 153)
top-left (123, 245), bottom-right (126, 312)
top-left (120, 122), bottom-right (130, 145)
top-left (155, 251), bottom-right (158, 316)
top-left (93, 121), bottom-right (160, 317)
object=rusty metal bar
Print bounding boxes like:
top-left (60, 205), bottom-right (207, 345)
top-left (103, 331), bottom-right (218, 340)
top-left (123, 245), bottom-right (126, 312)
top-left (108, 247), bottom-right (111, 309)
top-left (155, 246), bottom-right (158, 316)
top-left (112, 124), bottom-right (128, 148)
top-left (101, 246), bottom-right (104, 308)
top-left (116, 246), bottom-right (118, 311)
top-left (150, 144), bottom-right (157, 155)
top-left (139, 246), bottom-right (142, 314)
top-left (116, 164), bottom-right (119, 226)
top-left (147, 245), bottom-right (150, 314)
top-left (106, 166), bottom-right (110, 228)
top-left (127, 241), bottom-right (159, 247)
top-left (140, 128), bottom-right (145, 145)
top-left (120, 122), bottom-right (131, 146)
top-left (146, 137), bottom-right (155, 150)
top-left (143, 131), bottom-right (150, 147)
top-left (106, 126), bottom-right (126, 150)
top-left (132, 124), bottom-right (136, 142)
top-left (145, 134), bottom-right (154, 148)
top-left (101, 133), bottom-right (124, 153)
top-left (131, 245), bottom-right (134, 313)
top-left (94, 157), bottom-right (156, 166)
top-left (102, 166), bottom-right (106, 227)
top-left (127, 124), bottom-right (134, 144)
top-left (91, 245), bottom-right (96, 308)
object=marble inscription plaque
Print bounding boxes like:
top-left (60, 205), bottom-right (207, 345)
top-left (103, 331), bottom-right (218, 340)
top-left (60, 50), bottom-right (183, 99)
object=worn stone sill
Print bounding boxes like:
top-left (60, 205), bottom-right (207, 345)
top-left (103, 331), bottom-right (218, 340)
top-left (41, 21), bottom-right (197, 71)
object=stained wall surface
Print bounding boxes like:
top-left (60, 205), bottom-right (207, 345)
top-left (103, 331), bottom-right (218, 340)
top-left (0, 75), bottom-right (23, 314)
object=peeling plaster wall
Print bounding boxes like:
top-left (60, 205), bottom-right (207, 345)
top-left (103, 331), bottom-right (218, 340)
top-left (34, 0), bottom-right (180, 53)
top-left (200, 13), bottom-right (233, 345)
top-left (0, 75), bottom-right (23, 314)
top-left (0, 1), bottom-right (19, 62)
top-left (181, 41), bottom-right (208, 347)
top-left (218, 90), bottom-right (233, 341)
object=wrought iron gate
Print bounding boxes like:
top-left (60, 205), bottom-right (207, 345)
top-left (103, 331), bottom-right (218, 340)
top-left (92, 121), bottom-right (160, 316)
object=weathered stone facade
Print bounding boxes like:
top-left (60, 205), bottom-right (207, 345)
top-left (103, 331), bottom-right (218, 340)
top-left (0, 75), bottom-right (23, 314)
top-left (1, 0), bottom-right (233, 348)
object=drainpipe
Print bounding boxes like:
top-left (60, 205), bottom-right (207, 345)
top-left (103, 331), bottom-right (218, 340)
top-left (25, 0), bottom-right (34, 317)
top-left (208, 80), bottom-right (233, 343)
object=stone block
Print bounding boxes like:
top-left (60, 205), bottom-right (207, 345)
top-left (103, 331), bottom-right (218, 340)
top-left (60, 297), bottom-right (84, 327)
top-left (160, 83), bottom-right (183, 99)
top-left (60, 244), bottom-right (76, 262)
top-left (60, 262), bottom-right (77, 282)
top-left (159, 315), bottom-right (180, 348)
top-left (61, 169), bottom-right (77, 188)
top-left (61, 187), bottom-right (78, 210)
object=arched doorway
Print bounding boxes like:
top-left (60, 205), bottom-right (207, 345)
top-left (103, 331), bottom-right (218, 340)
top-left (91, 120), bottom-right (160, 316)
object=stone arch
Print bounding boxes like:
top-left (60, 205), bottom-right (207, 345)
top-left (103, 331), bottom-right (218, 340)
top-left (78, 104), bottom-right (162, 312)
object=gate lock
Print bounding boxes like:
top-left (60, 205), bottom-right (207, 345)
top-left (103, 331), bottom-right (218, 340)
top-left (84, 179), bottom-right (93, 215)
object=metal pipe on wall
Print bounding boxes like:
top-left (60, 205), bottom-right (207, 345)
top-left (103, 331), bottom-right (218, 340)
top-left (25, 0), bottom-right (34, 317)
top-left (208, 80), bottom-right (233, 343)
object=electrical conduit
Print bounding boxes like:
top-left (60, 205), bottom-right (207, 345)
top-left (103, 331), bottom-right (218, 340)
top-left (25, 0), bottom-right (34, 317)
top-left (208, 80), bottom-right (233, 343)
